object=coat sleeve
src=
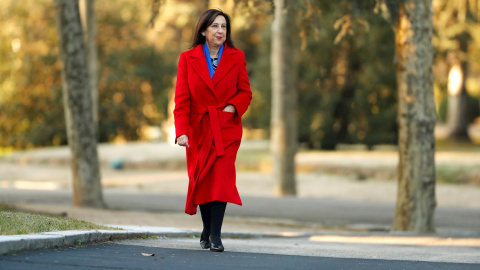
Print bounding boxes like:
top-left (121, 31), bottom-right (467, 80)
top-left (227, 51), bottom-right (252, 117)
top-left (173, 52), bottom-right (192, 142)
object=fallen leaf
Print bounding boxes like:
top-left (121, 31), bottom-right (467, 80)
top-left (141, 253), bottom-right (155, 257)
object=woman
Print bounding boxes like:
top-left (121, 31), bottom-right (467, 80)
top-left (174, 9), bottom-right (252, 253)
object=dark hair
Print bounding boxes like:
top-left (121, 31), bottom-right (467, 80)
top-left (190, 9), bottom-right (235, 49)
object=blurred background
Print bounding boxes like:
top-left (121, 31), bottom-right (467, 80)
top-left (0, 0), bottom-right (480, 233)
top-left (2, 0), bottom-right (480, 151)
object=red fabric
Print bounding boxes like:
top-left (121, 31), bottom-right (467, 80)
top-left (174, 44), bottom-right (252, 215)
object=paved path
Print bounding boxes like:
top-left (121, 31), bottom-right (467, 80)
top-left (1, 235), bottom-right (479, 270)
top-left (1, 189), bottom-right (479, 235)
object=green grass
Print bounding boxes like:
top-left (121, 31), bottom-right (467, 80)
top-left (236, 149), bottom-right (271, 171)
top-left (436, 165), bottom-right (480, 185)
top-left (307, 164), bottom-right (480, 185)
top-left (0, 208), bottom-right (115, 235)
top-left (237, 146), bottom-right (480, 185)
top-left (435, 139), bottom-right (480, 152)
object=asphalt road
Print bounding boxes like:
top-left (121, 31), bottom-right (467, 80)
top-left (1, 239), bottom-right (479, 270)
top-left (1, 189), bottom-right (479, 233)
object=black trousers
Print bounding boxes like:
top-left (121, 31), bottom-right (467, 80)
top-left (199, 201), bottom-right (227, 245)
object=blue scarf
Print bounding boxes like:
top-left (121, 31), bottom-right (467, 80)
top-left (203, 42), bottom-right (224, 78)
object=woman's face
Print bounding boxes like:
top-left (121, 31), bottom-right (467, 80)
top-left (203, 15), bottom-right (227, 49)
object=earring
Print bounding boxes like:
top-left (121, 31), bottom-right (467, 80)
top-left (202, 33), bottom-right (205, 36)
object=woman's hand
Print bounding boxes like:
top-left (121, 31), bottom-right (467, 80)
top-left (223, 104), bottom-right (236, 113)
top-left (177, 134), bottom-right (190, 148)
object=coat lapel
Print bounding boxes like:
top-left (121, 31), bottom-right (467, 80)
top-left (190, 45), bottom-right (215, 95)
top-left (213, 45), bottom-right (238, 86)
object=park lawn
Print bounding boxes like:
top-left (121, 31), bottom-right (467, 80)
top-left (0, 208), bottom-right (114, 235)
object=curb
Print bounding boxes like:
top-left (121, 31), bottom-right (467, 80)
top-left (0, 225), bottom-right (281, 256)
top-left (3, 225), bottom-right (480, 257)
top-left (0, 226), bottom-right (178, 256)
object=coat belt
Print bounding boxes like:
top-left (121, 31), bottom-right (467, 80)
top-left (190, 103), bottom-right (227, 156)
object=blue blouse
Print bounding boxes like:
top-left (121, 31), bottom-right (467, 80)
top-left (203, 42), bottom-right (224, 78)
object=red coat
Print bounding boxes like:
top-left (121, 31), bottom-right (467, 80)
top-left (174, 44), bottom-right (252, 215)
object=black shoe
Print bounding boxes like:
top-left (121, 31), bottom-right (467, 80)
top-left (200, 240), bottom-right (211, 249)
top-left (210, 243), bottom-right (224, 252)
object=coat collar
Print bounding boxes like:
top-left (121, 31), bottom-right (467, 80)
top-left (212, 44), bottom-right (238, 86)
top-left (190, 44), bottom-right (238, 97)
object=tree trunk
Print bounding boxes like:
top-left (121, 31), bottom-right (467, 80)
top-left (446, 50), bottom-right (470, 141)
top-left (80, 0), bottom-right (99, 126)
top-left (54, 0), bottom-right (105, 208)
top-left (271, 0), bottom-right (297, 196)
top-left (320, 40), bottom-right (357, 150)
top-left (392, 0), bottom-right (436, 232)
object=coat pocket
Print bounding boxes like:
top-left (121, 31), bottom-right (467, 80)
top-left (220, 111), bottom-right (242, 140)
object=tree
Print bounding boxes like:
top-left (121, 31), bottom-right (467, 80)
top-left (270, 0), bottom-right (297, 195)
top-left (80, 0), bottom-right (99, 126)
top-left (433, 0), bottom-right (480, 141)
top-left (391, 0), bottom-right (436, 232)
top-left (0, 0), bottom-right (177, 149)
top-left (54, 0), bottom-right (105, 208)
top-left (336, 0), bottom-right (437, 232)
top-left (446, 50), bottom-right (469, 140)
